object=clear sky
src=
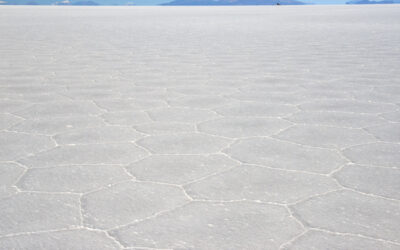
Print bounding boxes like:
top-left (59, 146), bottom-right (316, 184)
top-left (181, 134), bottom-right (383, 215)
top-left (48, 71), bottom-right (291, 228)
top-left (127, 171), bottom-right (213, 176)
top-left (303, 0), bottom-right (347, 3)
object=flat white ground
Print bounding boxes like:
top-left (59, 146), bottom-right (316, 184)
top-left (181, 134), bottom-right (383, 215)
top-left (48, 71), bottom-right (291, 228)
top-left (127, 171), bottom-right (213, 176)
top-left (0, 5), bottom-right (399, 249)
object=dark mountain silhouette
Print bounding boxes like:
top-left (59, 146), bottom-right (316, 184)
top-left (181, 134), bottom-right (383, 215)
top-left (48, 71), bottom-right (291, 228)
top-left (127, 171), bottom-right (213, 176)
top-left (162, 0), bottom-right (305, 5)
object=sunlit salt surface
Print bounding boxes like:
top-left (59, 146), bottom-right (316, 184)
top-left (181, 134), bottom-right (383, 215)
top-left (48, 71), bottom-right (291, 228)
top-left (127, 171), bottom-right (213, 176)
top-left (0, 5), bottom-right (399, 249)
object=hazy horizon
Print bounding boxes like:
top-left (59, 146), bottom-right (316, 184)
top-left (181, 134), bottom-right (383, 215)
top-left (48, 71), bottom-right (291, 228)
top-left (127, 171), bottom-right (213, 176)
top-left (0, 0), bottom-right (359, 5)
top-left (116, 0), bottom-right (348, 4)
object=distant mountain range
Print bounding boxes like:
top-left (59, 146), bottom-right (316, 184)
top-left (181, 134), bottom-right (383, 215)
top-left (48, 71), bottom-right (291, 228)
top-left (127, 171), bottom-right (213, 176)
top-left (2, 0), bottom-right (399, 6)
top-left (162, 0), bottom-right (305, 5)
top-left (346, 0), bottom-right (400, 3)
top-left (1, 0), bottom-right (305, 5)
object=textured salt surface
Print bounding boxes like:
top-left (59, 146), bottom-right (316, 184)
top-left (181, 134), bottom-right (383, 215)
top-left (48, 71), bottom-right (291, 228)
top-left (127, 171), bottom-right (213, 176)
top-left (0, 5), bottom-right (399, 249)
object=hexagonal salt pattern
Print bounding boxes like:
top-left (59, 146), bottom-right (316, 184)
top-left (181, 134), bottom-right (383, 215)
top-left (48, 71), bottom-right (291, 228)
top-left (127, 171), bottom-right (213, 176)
top-left (0, 113), bottom-right (23, 130)
top-left (365, 123), bottom-right (400, 143)
top-left (0, 229), bottom-right (120, 250)
top-left (274, 125), bottom-right (377, 149)
top-left (82, 181), bottom-right (190, 229)
top-left (282, 230), bottom-right (400, 250)
top-left (17, 165), bottom-right (132, 193)
top-left (292, 190), bottom-right (400, 244)
top-left (286, 111), bottom-right (388, 129)
top-left (299, 100), bottom-right (398, 114)
top-left (185, 165), bottom-right (339, 204)
top-left (0, 132), bottom-right (56, 161)
top-left (0, 100), bottom-right (32, 113)
top-left (1, 5), bottom-right (400, 249)
top-left (0, 162), bottom-right (25, 198)
top-left (53, 126), bottom-right (145, 145)
top-left (110, 202), bottom-right (304, 249)
top-left (14, 101), bottom-right (103, 119)
top-left (0, 186), bottom-right (19, 199)
top-left (225, 137), bottom-right (346, 174)
top-left (343, 142), bottom-right (400, 168)
top-left (147, 107), bottom-right (219, 123)
top-left (333, 164), bottom-right (400, 200)
top-left (127, 154), bottom-right (238, 185)
top-left (0, 193), bottom-right (81, 236)
top-left (18, 143), bottom-right (149, 168)
top-left (9, 116), bottom-right (106, 135)
top-left (169, 95), bottom-right (231, 109)
top-left (134, 122), bottom-right (195, 135)
top-left (198, 117), bottom-right (292, 138)
top-left (101, 111), bottom-right (152, 126)
top-left (0, 162), bottom-right (25, 186)
top-left (94, 99), bottom-right (167, 112)
top-left (215, 102), bottom-right (298, 117)
top-left (381, 111), bottom-right (400, 122)
top-left (137, 133), bottom-right (232, 154)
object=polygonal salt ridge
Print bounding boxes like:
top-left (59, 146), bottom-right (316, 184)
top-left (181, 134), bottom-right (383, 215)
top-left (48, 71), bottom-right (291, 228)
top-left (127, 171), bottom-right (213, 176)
top-left (237, 82), bottom-right (305, 93)
top-left (364, 123), bottom-right (400, 143)
top-left (93, 99), bottom-right (167, 112)
top-left (16, 164), bottom-right (133, 193)
top-left (168, 85), bottom-right (238, 96)
top-left (101, 111), bottom-right (153, 126)
top-left (126, 154), bottom-right (239, 185)
top-left (115, 86), bottom-right (167, 94)
top-left (0, 162), bottom-right (26, 186)
top-left (14, 101), bottom-right (104, 119)
top-left (0, 131), bottom-right (56, 161)
top-left (81, 181), bottom-right (190, 230)
top-left (291, 190), bottom-right (400, 244)
top-left (58, 89), bottom-right (122, 100)
top-left (120, 90), bottom-right (183, 101)
top-left (0, 186), bottom-right (18, 199)
top-left (53, 126), bottom-right (145, 145)
top-left (281, 229), bottom-right (400, 250)
top-left (0, 113), bottom-right (24, 130)
top-left (332, 164), bottom-right (400, 200)
top-left (197, 116), bottom-right (293, 139)
top-left (8, 116), bottom-right (107, 136)
top-left (214, 101), bottom-right (299, 118)
top-left (137, 133), bottom-right (233, 154)
top-left (0, 229), bottom-right (121, 250)
top-left (296, 89), bottom-right (354, 100)
top-left (0, 84), bottom-right (63, 94)
top-left (184, 164), bottom-right (340, 204)
top-left (224, 137), bottom-right (347, 174)
top-left (109, 201), bottom-right (304, 249)
top-left (342, 142), bottom-right (400, 168)
top-left (6, 93), bottom-right (71, 105)
top-left (299, 80), bottom-right (370, 91)
top-left (0, 99), bottom-right (33, 113)
top-left (146, 107), bottom-right (220, 123)
top-left (285, 111), bottom-right (388, 129)
top-left (352, 90), bottom-right (400, 104)
top-left (167, 95), bottom-right (232, 109)
top-left (380, 110), bottom-right (400, 122)
top-left (18, 143), bottom-right (149, 168)
top-left (227, 91), bottom-right (308, 105)
top-left (298, 99), bottom-right (398, 114)
top-left (0, 193), bottom-right (81, 236)
top-left (133, 122), bottom-right (196, 135)
top-left (273, 124), bottom-right (377, 149)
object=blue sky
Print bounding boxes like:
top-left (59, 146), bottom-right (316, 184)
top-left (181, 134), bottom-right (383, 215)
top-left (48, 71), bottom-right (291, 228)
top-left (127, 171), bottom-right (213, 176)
top-left (133, 0), bottom-right (347, 4)
top-left (304, 0), bottom-right (347, 3)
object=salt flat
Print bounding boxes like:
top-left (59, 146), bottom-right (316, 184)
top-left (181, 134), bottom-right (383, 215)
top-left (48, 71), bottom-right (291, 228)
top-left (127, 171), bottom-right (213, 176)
top-left (0, 5), bottom-right (400, 249)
